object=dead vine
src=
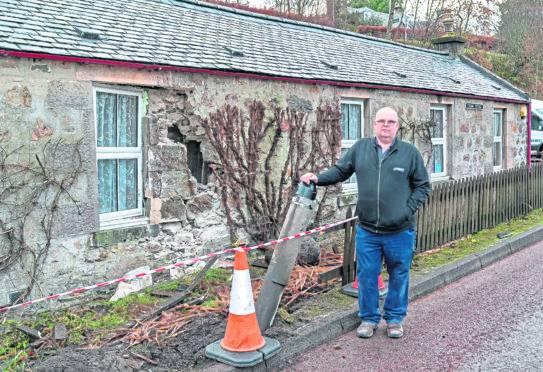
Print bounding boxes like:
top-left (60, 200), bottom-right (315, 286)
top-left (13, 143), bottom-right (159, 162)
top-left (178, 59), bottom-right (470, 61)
top-left (201, 99), bottom-right (342, 245)
top-left (397, 115), bottom-right (436, 169)
top-left (0, 139), bottom-right (84, 311)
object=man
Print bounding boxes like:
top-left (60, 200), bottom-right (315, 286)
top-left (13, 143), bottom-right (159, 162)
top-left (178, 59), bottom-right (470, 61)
top-left (301, 106), bottom-right (430, 339)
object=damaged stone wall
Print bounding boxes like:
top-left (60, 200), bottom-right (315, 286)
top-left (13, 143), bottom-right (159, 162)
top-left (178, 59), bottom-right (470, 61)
top-left (0, 57), bottom-right (527, 314)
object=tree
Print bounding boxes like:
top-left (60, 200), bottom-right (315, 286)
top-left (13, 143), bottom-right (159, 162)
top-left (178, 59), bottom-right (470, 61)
top-left (445, 0), bottom-right (502, 36)
top-left (498, 0), bottom-right (543, 98)
top-left (387, 0), bottom-right (396, 39)
top-left (271, 0), bottom-right (327, 16)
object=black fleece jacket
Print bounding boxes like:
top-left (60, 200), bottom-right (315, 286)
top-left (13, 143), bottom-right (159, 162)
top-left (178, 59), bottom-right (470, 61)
top-left (317, 137), bottom-right (430, 234)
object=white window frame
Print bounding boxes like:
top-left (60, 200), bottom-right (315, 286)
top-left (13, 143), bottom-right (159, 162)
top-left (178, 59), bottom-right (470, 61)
top-left (430, 106), bottom-right (447, 179)
top-left (94, 86), bottom-right (144, 228)
top-left (340, 99), bottom-right (364, 194)
top-left (493, 109), bottom-right (503, 170)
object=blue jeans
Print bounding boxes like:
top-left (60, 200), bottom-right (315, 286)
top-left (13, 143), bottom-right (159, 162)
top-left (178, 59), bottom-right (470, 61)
top-left (355, 225), bottom-right (415, 324)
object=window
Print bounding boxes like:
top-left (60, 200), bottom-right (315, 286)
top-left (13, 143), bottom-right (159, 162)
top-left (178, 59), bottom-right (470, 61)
top-left (94, 87), bottom-right (143, 225)
top-left (493, 109), bottom-right (503, 169)
top-left (340, 100), bottom-right (364, 193)
top-left (430, 107), bottom-right (447, 178)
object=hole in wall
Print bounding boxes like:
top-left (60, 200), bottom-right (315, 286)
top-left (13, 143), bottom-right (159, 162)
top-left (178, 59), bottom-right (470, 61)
top-left (186, 140), bottom-right (207, 184)
top-left (167, 125), bottom-right (184, 143)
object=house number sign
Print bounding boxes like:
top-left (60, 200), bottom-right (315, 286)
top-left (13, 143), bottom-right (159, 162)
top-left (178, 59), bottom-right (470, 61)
top-left (466, 103), bottom-right (483, 110)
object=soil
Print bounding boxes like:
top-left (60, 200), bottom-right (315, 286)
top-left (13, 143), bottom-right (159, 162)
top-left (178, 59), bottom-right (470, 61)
top-left (25, 312), bottom-right (227, 371)
top-left (20, 249), bottom-right (348, 372)
top-left (23, 288), bottom-right (345, 372)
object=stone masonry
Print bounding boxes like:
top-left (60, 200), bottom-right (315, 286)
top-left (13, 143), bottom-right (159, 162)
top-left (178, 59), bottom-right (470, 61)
top-left (0, 56), bottom-right (527, 313)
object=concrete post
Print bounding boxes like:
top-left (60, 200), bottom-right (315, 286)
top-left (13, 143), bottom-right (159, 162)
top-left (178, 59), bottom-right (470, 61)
top-left (255, 182), bottom-right (317, 332)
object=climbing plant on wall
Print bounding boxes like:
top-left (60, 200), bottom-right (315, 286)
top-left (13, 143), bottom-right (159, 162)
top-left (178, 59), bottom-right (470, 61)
top-left (0, 139), bottom-right (83, 310)
top-left (397, 115), bottom-right (436, 172)
top-left (201, 99), bottom-right (342, 244)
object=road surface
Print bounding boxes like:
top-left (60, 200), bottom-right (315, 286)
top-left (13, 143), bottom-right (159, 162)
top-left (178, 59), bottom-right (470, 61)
top-left (274, 240), bottom-right (543, 371)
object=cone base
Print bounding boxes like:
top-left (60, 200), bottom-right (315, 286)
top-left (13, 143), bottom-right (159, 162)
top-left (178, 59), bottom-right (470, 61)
top-left (341, 281), bottom-right (388, 299)
top-left (205, 337), bottom-right (281, 368)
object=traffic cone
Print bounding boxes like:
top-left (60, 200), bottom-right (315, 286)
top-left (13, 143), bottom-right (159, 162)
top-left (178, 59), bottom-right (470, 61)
top-left (341, 273), bottom-right (388, 298)
top-left (220, 248), bottom-right (265, 352)
top-left (205, 248), bottom-right (281, 367)
top-left (353, 274), bottom-right (386, 292)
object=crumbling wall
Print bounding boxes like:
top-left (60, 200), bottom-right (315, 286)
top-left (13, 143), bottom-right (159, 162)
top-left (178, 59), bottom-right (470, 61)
top-left (0, 57), bottom-right (527, 314)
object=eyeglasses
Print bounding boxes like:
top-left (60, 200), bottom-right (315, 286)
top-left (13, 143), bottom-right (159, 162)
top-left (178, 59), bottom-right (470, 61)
top-left (375, 120), bottom-right (398, 127)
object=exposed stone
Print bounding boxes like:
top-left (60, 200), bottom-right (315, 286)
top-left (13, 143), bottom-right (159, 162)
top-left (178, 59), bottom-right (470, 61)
top-left (152, 171), bottom-right (195, 199)
top-left (84, 249), bottom-right (107, 263)
top-left (105, 257), bottom-right (148, 281)
top-left (160, 196), bottom-right (187, 222)
top-left (186, 192), bottom-right (215, 218)
top-left (31, 119), bottom-right (54, 140)
top-left (148, 145), bottom-right (187, 172)
top-left (194, 212), bottom-right (221, 228)
top-left (109, 282), bottom-right (139, 302)
top-left (53, 323), bottom-right (67, 342)
top-left (174, 230), bottom-right (194, 245)
top-left (161, 221), bottom-right (183, 235)
top-left (287, 95), bottom-right (313, 113)
top-left (109, 266), bottom-right (153, 301)
top-left (297, 237), bottom-right (320, 266)
top-left (3, 85), bottom-right (32, 107)
top-left (200, 225), bottom-right (231, 253)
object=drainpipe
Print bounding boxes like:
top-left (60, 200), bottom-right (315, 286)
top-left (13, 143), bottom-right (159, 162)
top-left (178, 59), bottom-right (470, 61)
top-left (528, 101), bottom-right (532, 167)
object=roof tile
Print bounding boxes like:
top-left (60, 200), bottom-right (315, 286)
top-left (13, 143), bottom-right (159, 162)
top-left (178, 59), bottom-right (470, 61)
top-left (0, 0), bottom-right (528, 101)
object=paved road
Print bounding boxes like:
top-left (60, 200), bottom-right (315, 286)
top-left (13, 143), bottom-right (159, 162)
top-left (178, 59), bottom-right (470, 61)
top-left (274, 240), bottom-right (543, 371)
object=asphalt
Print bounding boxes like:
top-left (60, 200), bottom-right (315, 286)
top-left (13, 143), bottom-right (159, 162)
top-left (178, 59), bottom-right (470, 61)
top-left (202, 223), bottom-right (543, 371)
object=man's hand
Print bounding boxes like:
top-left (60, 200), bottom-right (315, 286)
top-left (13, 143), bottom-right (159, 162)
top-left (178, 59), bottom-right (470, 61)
top-left (300, 173), bottom-right (318, 185)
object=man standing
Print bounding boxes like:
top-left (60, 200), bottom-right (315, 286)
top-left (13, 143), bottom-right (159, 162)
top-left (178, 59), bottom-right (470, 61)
top-left (301, 107), bottom-right (430, 339)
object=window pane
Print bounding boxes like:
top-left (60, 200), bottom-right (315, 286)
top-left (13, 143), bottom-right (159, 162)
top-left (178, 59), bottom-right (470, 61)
top-left (98, 159), bottom-right (117, 213)
top-left (431, 145), bottom-right (444, 173)
top-left (348, 104), bottom-right (361, 140)
top-left (96, 92), bottom-right (117, 147)
top-left (119, 159), bottom-right (138, 210)
top-left (341, 104), bottom-right (349, 141)
top-left (430, 109), bottom-right (444, 138)
top-left (493, 112), bottom-right (502, 136)
top-left (493, 142), bottom-right (502, 166)
top-left (118, 95), bottom-right (138, 147)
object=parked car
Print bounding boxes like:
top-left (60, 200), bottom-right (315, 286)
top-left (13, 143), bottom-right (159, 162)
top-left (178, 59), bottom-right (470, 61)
top-left (531, 100), bottom-right (543, 161)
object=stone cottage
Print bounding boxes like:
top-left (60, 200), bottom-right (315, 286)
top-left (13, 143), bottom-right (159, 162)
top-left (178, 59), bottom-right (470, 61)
top-left (0, 0), bottom-right (530, 311)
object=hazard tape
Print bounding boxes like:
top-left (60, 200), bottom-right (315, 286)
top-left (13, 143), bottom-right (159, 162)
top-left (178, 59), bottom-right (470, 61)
top-left (0, 216), bottom-right (358, 312)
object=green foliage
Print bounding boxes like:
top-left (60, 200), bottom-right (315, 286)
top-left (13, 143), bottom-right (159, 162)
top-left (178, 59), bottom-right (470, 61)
top-left (349, 0), bottom-right (390, 12)
top-left (203, 267), bottom-right (231, 282)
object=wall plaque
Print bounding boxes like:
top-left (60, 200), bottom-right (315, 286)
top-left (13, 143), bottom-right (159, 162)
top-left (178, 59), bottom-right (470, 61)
top-left (466, 103), bottom-right (483, 110)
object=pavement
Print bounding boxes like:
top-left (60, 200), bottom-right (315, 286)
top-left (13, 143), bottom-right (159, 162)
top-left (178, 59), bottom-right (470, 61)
top-left (203, 223), bottom-right (543, 371)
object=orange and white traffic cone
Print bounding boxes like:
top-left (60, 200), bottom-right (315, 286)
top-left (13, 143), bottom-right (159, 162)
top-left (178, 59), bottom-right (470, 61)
top-left (353, 274), bottom-right (386, 292)
top-left (342, 274), bottom-right (388, 298)
top-left (220, 248), bottom-right (265, 352)
top-left (205, 248), bottom-right (281, 367)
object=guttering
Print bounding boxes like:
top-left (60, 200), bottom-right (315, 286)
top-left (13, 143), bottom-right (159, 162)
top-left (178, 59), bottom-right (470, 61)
top-left (1, 50), bottom-right (530, 105)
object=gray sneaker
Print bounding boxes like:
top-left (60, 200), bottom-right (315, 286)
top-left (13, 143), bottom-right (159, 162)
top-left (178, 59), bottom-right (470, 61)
top-left (386, 322), bottom-right (404, 338)
top-left (357, 322), bottom-right (378, 338)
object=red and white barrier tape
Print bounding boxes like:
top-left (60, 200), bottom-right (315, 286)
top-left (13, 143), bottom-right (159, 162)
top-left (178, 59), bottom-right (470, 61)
top-left (0, 216), bottom-right (358, 312)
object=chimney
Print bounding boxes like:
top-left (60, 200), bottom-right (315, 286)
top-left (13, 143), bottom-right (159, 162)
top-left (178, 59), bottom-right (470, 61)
top-left (431, 12), bottom-right (466, 58)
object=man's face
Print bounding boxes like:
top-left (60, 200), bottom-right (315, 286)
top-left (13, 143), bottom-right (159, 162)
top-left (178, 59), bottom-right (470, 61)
top-left (373, 108), bottom-right (399, 144)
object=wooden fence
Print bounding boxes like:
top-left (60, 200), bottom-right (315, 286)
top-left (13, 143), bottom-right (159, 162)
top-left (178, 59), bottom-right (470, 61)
top-left (414, 162), bottom-right (543, 253)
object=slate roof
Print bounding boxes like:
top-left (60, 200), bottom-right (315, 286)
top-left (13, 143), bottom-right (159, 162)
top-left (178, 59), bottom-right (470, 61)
top-left (0, 0), bottom-right (528, 102)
